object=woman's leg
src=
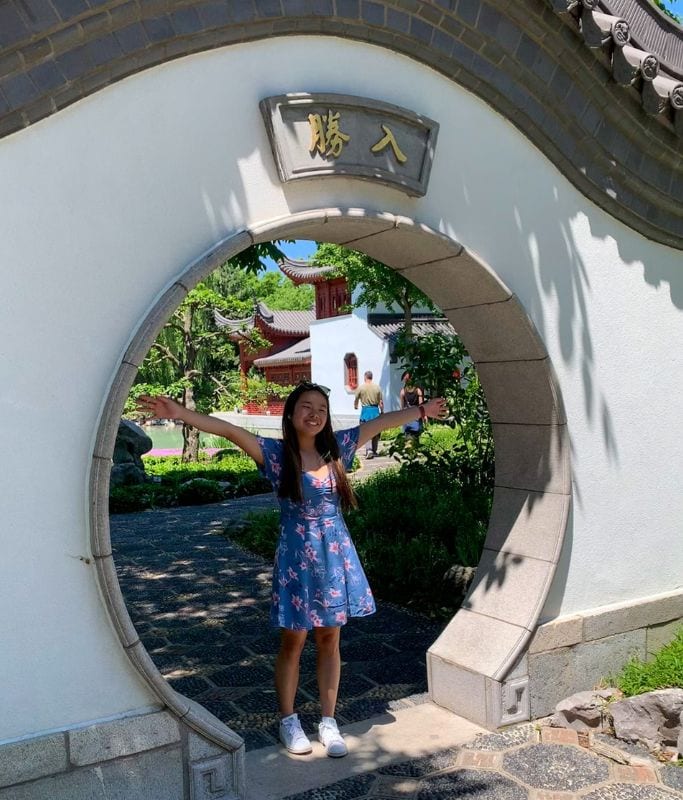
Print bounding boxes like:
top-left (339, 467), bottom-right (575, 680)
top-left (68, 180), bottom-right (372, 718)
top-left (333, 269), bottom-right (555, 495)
top-left (313, 626), bottom-right (341, 718)
top-left (275, 629), bottom-right (308, 715)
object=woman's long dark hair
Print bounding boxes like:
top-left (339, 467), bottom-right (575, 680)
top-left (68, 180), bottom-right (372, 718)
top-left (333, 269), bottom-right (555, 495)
top-left (279, 384), bottom-right (358, 511)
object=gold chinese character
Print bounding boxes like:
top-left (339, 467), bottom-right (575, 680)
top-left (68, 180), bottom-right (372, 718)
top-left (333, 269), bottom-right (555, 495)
top-left (370, 124), bottom-right (407, 164)
top-left (308, 110), bottom-right (351, 158)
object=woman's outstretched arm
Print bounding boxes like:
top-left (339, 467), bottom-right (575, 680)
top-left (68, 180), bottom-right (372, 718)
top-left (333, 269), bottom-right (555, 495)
top-left (356, 397), bottom-right (448, 448)
top-left (136, 395), bottom-right (264, 465)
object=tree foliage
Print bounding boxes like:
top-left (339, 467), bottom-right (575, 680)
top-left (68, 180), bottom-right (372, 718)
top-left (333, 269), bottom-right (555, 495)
top-left (206, 263), bottom-right (313, 310)
top-left (392, 330), bottom-right (494, 489)
top-left (649, 0), bottom-right (680, 22)
top-left (127, 249), bottom-right (313, 461)
top-left (311, 242), bottom-right (435, 337)
top-left (228, 241), bottom-right (292, 274)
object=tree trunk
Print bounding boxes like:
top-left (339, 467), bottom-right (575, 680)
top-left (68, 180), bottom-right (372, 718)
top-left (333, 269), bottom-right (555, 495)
top-left (401, 291), bottom-right (413, 341)
top-left (181, 306), bottom-right (200, 463)
top-left (181, 387), bottom-right (200, 462)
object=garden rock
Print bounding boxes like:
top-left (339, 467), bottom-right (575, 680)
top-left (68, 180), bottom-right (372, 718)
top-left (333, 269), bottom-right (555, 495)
top-left (552, 688), bottom-right (621, 732)
top-left (443, 564), bottom-right (476, 598)
top-left (610, 688), bottom-right (683, 752)
top-left (111, 420), bottom-right (153, 486)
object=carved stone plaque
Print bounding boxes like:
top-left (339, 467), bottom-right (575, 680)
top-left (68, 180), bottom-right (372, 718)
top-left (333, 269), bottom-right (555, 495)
top-left (260, 93), bottom-right (439, 197)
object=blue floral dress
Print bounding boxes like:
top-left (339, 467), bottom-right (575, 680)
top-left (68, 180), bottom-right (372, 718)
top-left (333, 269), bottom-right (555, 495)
top-left (256, 426), bottom-right (376, 630)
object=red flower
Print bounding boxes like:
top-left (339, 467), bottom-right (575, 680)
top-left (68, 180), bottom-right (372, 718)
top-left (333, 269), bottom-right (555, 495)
top-left (452, 370), bottom-right (461, 380)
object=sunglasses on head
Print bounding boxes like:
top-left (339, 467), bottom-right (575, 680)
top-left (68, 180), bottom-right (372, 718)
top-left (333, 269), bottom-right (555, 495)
top-left (297, 381), bottom-right (330, 396)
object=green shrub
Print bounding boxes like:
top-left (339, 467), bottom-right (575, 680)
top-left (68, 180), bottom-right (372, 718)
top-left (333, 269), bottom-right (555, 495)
top-left (379, 426), bottom-right (402, 441)
top-left (347, 458), bottom-right (490, 612)
top-left (110, 452), bottom-right (270, 512)
top-left (420, 424), bottom-right (462, 453)
top-left (142, 452), bottom-right (257, 484)
top-left (176, 478), bottom-right (225, 506)
top-left (233, 510), bottom-right (281, 559)
top-left (609, 627), bottom-right (683, 697)
top-left (109, 484), bottom-right (176, 513)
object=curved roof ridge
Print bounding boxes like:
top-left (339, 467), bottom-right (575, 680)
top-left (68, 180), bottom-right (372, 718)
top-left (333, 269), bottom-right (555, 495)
top-left (255, 302), bottom-right (315, 335)
top-left (255, 300), bottom-right (275, 323)
top-left (213, 309), bottom-right (254, 331)
top-left (599, 0), bottom-right (683, 79)
top-left (278, 257), bottom-right (338, 284)
top-left (549, 0), bottom-right (683, 137)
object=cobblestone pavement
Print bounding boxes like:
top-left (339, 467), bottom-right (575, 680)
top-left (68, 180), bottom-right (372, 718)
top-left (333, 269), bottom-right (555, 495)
top-left (110, 457), bottom-right (442, 751)
top-left (279, 726), bottom-right (683, 800)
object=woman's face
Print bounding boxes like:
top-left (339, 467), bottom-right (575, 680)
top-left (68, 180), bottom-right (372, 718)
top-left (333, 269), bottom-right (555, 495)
top-left (291, 390), bottom-right (328, 437)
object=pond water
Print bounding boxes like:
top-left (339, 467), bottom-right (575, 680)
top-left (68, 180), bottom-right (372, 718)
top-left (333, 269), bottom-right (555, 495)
top-left (141, 424), bottom-right (217, 455)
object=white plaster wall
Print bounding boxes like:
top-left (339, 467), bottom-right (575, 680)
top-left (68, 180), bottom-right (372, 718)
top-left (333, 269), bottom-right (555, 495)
top-left (310, 308), bottom-right (389, 419)
top-left (0, 36), bottom-right (681, 739)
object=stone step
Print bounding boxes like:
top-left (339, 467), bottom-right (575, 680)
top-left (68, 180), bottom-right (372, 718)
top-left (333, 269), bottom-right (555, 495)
top-left (244, 702), bottom-right (485, 800)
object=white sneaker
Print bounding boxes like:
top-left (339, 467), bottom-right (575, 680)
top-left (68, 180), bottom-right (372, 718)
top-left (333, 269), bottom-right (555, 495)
top-left (318, 717), bottom-right (348, 758)
top-left (279, 713), bottom-right (312, 755)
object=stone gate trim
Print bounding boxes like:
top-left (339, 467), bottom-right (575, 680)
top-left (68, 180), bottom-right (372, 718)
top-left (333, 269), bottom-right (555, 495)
top-left (0, 0), bottom-right (682, 248)
top-left (89, 209), bottom-right (571, 738)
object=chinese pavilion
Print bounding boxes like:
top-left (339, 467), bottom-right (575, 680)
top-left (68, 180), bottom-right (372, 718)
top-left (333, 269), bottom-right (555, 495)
top-left (214, 258), bottom-right (351, 413)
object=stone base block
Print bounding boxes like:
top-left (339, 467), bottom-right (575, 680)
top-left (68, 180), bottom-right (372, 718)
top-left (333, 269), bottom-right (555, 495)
top-left (527, 589), bottom-right (683, 718)
top-left (0, 746), bottom-right (184, 800)
top-left (428, 651), bottom-right (530, 730)
top-left (0, 709), bottom-right (245, 800)
top-left (431, 590), bottom-right (683, 729)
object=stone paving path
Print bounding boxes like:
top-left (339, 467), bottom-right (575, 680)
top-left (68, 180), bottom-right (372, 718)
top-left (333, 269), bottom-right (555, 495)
top-left (279, 725), bottom-right (683, 800)
top-left (110, 455), bottom-right (683, 799)
top-left (110, 454), bottom-right (442, 751)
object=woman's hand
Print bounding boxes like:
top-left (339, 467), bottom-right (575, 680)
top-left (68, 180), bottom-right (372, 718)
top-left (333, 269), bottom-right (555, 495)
top-left (423, 397), bottom-right (448, 420)
top-left (136, 394), bottom-right (185, 422)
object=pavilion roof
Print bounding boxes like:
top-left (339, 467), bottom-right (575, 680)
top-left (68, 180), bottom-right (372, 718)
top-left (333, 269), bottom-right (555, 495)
top-left (214, 301), bottom-right (314, 337)
top-left (253, 337), bottom-right (311, 367)
top-left (367, 313), bottom-right (456, 341)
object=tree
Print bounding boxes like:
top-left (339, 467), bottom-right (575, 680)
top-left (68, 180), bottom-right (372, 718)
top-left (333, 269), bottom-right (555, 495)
top-left (128, 247), bottom-right (313, 461)
top-left (208, 269), bottom-right (313, 311)
top-left (393, 330), bottom-right (494, 488)
top-left (134, 284), bottom-right (251, 461)
top-left (649, 0), bottom-right (680, 22)
top-left (229, 241), bottom-right (293, 275)
top-left (254, 272), bottom-right (314, 310)
top-left (311, 243), bottom-right (435, 339)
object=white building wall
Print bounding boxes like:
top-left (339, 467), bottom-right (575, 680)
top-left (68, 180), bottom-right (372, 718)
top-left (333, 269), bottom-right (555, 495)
top-left (309, 306), bottom-right (406, 423)
top-left (0, 36), bottom-right (681, 741)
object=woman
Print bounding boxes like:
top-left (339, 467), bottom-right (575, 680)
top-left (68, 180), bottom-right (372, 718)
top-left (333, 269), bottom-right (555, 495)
top-left (399, 371), bottom-right (425, 444)
top-left (137, 383), bottom-right (447, 758)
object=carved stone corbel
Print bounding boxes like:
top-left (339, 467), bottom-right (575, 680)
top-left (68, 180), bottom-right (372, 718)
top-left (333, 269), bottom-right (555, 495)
top-left (642, 74), bottom-right (681, 116)
top-left (612, 46), bottom-right (659, 86)
top-left (581, 10), bottom-right (628, 49)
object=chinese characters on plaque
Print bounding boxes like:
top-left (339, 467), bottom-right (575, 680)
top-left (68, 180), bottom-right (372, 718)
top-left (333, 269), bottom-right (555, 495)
top-left (308, 110), bottom-right (350, 158)
top-left (260, 93), bottom-right (439, 197)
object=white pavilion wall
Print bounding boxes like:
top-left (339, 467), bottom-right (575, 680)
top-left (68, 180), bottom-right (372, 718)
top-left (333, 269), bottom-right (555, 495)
top-left (0, 36), bottom-right (681, 742)
top-left (310, 307), bottom-right (393, 420)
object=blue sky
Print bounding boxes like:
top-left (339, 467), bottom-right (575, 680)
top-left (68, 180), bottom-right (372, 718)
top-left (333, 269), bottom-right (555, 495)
top-left (668, 0), bottom-right (683, 15)
top-left (262, 240), bottom-right (318, 272)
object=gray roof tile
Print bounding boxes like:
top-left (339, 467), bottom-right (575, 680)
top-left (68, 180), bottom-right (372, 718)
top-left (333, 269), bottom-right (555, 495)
top-left (253, 337), bottom-right (311, 367)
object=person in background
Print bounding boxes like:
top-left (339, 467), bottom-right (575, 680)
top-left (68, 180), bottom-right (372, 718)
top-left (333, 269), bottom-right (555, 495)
top-left (399, 371), bottom-right (425, 445)
top-left (353, 370), bottom-right (383, 458)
